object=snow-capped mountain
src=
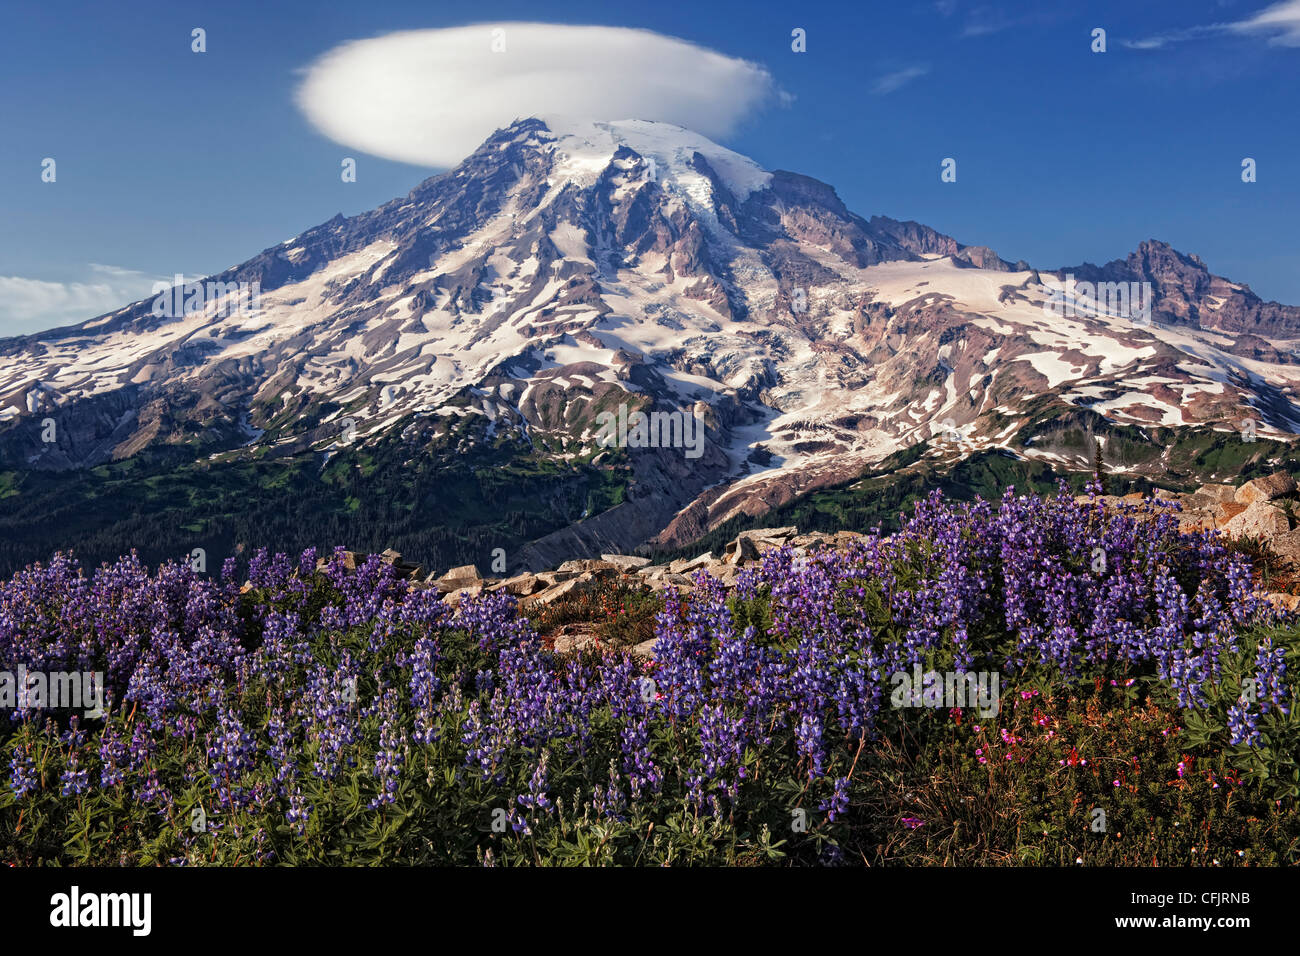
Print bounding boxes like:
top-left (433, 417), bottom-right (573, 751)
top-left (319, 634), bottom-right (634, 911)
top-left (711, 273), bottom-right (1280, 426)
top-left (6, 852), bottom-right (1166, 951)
top-left (4, 117), bottom-right (1300, 560)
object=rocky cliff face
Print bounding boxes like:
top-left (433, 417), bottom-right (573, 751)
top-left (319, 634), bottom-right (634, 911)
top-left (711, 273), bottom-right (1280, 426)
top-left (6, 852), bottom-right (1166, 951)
top-left (1063, 239), bottom-right (1300, 346)
top-left (3, 117), bottom-right (1300, 556)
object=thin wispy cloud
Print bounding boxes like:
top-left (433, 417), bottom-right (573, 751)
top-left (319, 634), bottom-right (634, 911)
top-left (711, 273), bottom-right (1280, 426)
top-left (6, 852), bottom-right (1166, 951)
top-left (295, 23), bottom-right (785, 168)
top-left (1125, 0), bottom-right (1300, 49)
top-left (0, 265), bottom-right (166, 334)
top-left (1232, 0), bottom-right (1300, 45)
top-left (871, 65), bottom-right (930, 95)
top-left (961, 5), bottom-right (1018, 37)
top-left (955, 4), bottom-right (1061, 39)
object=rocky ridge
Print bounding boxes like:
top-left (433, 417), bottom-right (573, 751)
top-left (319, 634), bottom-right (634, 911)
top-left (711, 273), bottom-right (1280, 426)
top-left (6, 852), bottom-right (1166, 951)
top-left (1084, 471), bottom-right (1300, 565)
top-left (319, 524), bottom-right (857, 608)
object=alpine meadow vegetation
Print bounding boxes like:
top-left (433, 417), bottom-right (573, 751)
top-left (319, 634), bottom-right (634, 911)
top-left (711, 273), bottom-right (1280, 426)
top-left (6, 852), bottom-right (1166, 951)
top-left (2, 483), bottom-right (1297, 866)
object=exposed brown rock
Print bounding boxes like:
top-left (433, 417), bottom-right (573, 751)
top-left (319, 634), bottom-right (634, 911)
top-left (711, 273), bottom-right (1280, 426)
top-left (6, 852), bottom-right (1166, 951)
top-left (557, 558), bottom-right (619, 574)
top-left (1215, 501), bottom-right (1249, 525)
top-left (319, 551), bottom-right (360, 572)
top-left (1197, 484), bottom-right (1237, 503)
top-left (1222, 501), bottom-right (1291, 540)
top-left (432, 563), bottom-right (483, 595)
top-left (489, 573), bottom-right (545, 596)
top-left (1235, 471), bottom-right (1297, 505)
top-left (443, 583), bottom-right (485, 606)
top-left (549, 625), bottom-right (602, 654)
top-left (1262, 592), bottom-right (1300, 612)
top-left (668, 552), bottom-right (714, 575)
top-left (600, 554), bottom-right (651, 570)
top-left (441, 563), bottom-right (481, 581)
top-left (631, 637), bottom-right (660, 659)
top-left (710, 564), bottom-right (742, 587)
top-left (535, 570), bottom-right (578, 586)
top-left (1266, 529), bottom-right (1300, 568)
top-left (1177, 511), bottom-right (1217, 534)
top-left (319, 549), bottom-right (423, 579)
top-left (729, 534), bottom-right (762, 564)
top-left (641, 572), bottom-right (695, 592)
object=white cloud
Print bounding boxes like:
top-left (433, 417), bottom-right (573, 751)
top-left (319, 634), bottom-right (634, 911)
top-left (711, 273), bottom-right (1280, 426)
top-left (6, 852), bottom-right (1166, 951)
top-left (872, 65), bottom-right (930, 95)
top-left (1122, 23), bottom-right (1222, 49)
top-left (0, 265), bottom-right (164, 335)
top-left (88, 263), bottom-right (152, 280)
top-left (294, 23), bottom-right (783, 168)
top-left (1126, 1), bottom-right (1300, 49)
top-left (1230, 0), bottom-right (1300, 45)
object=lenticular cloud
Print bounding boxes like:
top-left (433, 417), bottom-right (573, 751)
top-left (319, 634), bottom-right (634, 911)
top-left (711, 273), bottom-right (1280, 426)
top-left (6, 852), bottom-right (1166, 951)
top-left (294, 23), bottom-right (780, 168)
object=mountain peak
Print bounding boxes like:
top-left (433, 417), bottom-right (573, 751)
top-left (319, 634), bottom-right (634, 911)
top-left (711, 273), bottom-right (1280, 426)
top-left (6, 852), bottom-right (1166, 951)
top-left (499, 117), bottom-right (774, 203)
top-left (5, 112), bottom-right (1300, 568)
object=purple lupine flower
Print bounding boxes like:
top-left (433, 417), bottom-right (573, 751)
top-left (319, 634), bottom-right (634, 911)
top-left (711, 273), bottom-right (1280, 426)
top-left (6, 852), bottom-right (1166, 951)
top-left (59, 752), bottom-right (90, 797)
top-left (1255, 638), bottom-right (1289, 716)
top-left (819, 776), bottom-right (851, 821)
top-left (286, 785), bottom-right (312, 835)
top-left (368, 690), bottom-right (406, 809)
top-left (7, 748), bottom-right (38, 799)
top-left (516, 750), bottom-right (553, 814)
top-left (1227, 701), bottom-right (1261, 747)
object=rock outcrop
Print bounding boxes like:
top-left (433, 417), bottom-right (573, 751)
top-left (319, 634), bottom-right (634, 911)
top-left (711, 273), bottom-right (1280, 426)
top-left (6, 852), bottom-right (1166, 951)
top-left (368, 526), bottom-right (865, 611)
top-left (1080, 471), bottom-right (1300, 584)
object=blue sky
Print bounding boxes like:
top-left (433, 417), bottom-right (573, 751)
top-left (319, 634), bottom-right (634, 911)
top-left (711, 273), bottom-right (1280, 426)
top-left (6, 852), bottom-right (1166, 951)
top-left (2, 0), bottom-right (1298, 334)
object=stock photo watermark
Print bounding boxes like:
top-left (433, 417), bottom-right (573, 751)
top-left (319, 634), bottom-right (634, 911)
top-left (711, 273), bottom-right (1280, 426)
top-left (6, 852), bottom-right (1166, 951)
top-left (1043, 275), bottom-right (1153, 325)
top-left (49, 887), bottom-right (151, 936)
top-left (890, 665), bottom-right (1001, 717)
top-left (594, 403), bottom-right (706, 459)
top-left (151, 275), bottom-right (261, 319)
top-left (0, 666), bottom-right (106, 718)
